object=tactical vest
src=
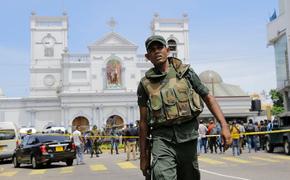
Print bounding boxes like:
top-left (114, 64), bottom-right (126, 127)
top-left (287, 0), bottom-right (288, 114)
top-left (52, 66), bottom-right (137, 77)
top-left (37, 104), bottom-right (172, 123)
top-left (141, 58), bottom-right (203, 127)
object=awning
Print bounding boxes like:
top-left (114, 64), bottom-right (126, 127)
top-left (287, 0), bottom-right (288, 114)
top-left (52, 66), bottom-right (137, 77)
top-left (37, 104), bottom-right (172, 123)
top-left (277, 111), bottom-right (290, 117)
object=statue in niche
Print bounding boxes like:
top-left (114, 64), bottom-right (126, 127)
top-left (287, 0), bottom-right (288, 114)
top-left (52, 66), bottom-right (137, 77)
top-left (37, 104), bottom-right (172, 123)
top-left (106, 59), bottom-right (121, 88)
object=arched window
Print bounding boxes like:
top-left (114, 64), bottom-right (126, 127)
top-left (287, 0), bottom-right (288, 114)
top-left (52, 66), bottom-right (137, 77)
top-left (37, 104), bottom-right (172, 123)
top-left (106, 59), bottom-right (122, 88)
top-left (167, 39), bottom-right (177, 57)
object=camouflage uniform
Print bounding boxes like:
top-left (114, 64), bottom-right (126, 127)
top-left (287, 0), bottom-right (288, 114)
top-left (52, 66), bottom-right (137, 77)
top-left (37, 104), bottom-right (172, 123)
top-left (137, 58), bottom-right (209, 180)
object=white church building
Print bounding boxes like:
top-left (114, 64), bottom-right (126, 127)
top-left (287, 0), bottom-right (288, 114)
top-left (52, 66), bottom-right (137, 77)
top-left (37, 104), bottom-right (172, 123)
top-left (0, 13), bottom-right (257, 132)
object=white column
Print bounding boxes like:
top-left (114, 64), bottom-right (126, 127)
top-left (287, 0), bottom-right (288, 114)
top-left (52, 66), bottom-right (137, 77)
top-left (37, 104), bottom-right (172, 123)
top-left (92, 104), bottom-right (97, 127)
top-left (30, 110), bottom-right (36, 127)
top-left (99, 105), bottom-right (103, 129)
top-left (127, 105), bottom-right (130, 124)
top-left (0, 111), bottom-right (4, 122)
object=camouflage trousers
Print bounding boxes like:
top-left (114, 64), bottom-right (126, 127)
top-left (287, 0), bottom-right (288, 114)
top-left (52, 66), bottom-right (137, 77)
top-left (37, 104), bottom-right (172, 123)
top-left (151, 138), bottom-right (200, 180)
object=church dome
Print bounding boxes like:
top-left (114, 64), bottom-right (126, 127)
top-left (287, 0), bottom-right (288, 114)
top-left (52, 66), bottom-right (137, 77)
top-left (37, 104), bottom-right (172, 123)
top-left (199, 70), bottom-right (223, 84)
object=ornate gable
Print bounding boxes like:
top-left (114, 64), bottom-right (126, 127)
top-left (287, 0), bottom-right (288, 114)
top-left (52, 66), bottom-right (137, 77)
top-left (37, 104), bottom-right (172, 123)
top-left (89, 32), bottom-right (137, 51)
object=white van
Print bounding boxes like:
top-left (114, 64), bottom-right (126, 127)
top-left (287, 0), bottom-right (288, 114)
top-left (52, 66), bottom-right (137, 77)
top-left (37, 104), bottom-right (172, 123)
top-left (0, 122), bottom-right (20, 161)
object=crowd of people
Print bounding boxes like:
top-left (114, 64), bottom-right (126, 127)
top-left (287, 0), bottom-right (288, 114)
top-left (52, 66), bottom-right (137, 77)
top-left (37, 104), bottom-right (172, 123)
top-left (197, 119), bottom-right (275, 156)
top-left (72, 122), bottom-right (140, 165)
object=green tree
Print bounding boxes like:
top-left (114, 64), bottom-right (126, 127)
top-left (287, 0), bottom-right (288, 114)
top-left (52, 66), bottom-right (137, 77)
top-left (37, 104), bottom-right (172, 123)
top-left (269, 89), bottom-right (285, 115)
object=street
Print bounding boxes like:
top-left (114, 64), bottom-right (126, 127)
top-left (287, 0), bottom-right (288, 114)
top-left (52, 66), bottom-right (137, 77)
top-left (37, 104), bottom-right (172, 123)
top-left (0, 149), bottom-right (290, 180)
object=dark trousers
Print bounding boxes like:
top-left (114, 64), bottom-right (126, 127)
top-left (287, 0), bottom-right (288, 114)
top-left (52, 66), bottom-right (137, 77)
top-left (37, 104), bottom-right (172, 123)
top-left (208, 137), bottom-right (217, 153)
top-left (152, 138), bottom-right (200, 180)
top-left (200, 137), bottom-right (207, 153)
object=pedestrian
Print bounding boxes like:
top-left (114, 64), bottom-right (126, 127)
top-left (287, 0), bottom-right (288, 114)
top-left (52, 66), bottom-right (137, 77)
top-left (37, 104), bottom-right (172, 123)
top-left (207, 120), bottom-right (218, 153)
top-left (246, 119), bottom-right (257, 153)
top-left (72, 125), bottom-right (85, 165)
top-left (198, 120), bottom-right (208, 153)
top-left (267, 120), bottom-right (273, 131)
top-left (138, 35), bottom-right (232, 180)
top-left (125, 123), bottom-right (138, 161)
top-left (237, 120), bottom-right (245, 153)
top-left (230, 120), bottom-right (240, 156)
top-left (110, 127), bottom-right (119, 154)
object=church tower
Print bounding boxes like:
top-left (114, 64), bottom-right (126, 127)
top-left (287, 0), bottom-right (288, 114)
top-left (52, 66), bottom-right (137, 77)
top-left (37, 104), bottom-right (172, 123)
top-left (151, 14), bottom-right (190, 64)
top-left (29, 12), bottom-right (68, 97)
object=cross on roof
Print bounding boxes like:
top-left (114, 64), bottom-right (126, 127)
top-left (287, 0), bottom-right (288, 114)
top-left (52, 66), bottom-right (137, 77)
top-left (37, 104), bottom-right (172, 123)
top-left (108, 17), bottom-right (117, 32)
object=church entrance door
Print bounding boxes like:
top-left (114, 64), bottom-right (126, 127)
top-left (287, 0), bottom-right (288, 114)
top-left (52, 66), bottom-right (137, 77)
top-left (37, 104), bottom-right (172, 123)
top-left (72, 116), bottom-right (89, 132)
top-left (105, 115), bottom-right (124, 134)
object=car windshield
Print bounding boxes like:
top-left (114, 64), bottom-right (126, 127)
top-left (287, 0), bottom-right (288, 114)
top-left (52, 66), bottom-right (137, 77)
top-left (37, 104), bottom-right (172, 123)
top-left (37, 135), bottom-right (70, 143)
top-left (0, 129), bottom-right (16, 140)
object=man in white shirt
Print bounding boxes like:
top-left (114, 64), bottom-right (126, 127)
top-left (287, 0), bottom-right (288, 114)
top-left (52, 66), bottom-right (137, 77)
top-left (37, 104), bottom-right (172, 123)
top-left (73, 126), bottom-right (84, 165)
top-left (198, 120), bottom-right (208, 153)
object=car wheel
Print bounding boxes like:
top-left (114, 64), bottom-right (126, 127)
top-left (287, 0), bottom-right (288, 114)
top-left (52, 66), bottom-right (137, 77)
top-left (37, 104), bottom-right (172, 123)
top-left (265, 139), bottom-right (274, 153)
top-left (13, 156), bottom-right (20, 168)
top-left (31, 156), bottom-right (39, 169)
top-left (66, 159), bottom-right (73, 166)
top-left (284, 140), bottom-right (290, 155)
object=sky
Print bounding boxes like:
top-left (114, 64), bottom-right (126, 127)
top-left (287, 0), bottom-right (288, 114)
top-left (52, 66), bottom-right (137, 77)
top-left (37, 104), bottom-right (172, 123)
top-left (0, 0), bottom-right (278, 97)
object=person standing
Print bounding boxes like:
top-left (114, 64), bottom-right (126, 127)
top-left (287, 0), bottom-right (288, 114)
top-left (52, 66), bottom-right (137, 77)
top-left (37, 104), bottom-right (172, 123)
top-left (230, 121), bottom-right (240, 156)
top-left (138, 35), bottom-right (232, 180)
top-left (237, 120), bottom-right (245, 154)
top-left (198, 120), bottom-right (208, 153)
top-left (72, 126), bottom-right (85, 165)
top-left (207, 120), bottom-right (218, 154)
top-left (246, 119), bottom-right (257, 153)
top-left (110, 127), bottom-right (119, 155)
top-left (125, 123), bottom-right (138, 161)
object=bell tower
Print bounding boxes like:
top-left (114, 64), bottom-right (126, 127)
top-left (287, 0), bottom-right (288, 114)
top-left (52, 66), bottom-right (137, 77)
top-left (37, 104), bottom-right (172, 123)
top-left (29, 12), bottom-right (68, 97)
top-left (151, 14), bottom-right (190, 64)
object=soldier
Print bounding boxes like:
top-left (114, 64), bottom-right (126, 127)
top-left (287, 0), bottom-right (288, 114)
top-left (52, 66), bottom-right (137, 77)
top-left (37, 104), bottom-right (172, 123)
top-left (138, 35), bottom-right (232, 180)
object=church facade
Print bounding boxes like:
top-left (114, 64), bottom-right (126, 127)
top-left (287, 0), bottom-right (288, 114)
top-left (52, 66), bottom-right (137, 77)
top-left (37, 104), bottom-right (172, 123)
top-left (0, 13), bottom-right (193, 132)
top-left (0, 13), bottom-right (257, 132)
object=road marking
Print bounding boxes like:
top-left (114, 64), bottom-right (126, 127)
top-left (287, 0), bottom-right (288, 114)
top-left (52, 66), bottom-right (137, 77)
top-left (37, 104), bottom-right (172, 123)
top-left (90, 164), bottom-right (107, 171)
top-left (117, 162), bottom-right (137, 169)
top-left (29, 169), bottom-right (47, 175)
top-left (199, 157), bottom-right (226, 165)
top-left (60, 166), bottom-right (74, 174)
top-left (200, 168), bottom-right (251, 180)
top-left (269, 155), bottom-right (290, 160)
top-left (221, 157), bottom-right (251, 164)
top-left (251, 156), bottom-right (280, 162)
top-left (0, 171), bottom-right (18, 177)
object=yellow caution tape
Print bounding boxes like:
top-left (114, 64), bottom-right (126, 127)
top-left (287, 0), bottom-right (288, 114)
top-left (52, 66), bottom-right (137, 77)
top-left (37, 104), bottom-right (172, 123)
top-left (205, 129), bottom-right (290, 138)
top-left (1, 129), bottom-right (290, 139)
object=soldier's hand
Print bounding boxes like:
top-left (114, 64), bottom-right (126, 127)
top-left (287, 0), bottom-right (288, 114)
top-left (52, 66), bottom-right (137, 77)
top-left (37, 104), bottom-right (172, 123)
top-left (221, 126), bottom-right (232, 150)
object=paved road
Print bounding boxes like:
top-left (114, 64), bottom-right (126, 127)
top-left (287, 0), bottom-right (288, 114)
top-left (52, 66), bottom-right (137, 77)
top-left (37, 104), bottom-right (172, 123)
top-left (0, 150), bottom-right (290, 180)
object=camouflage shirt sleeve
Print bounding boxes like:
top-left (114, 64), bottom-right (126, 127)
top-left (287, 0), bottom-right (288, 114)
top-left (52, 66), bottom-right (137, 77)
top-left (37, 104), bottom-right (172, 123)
top-left (137, 82), bottom-right (148, 107)
top-left (185, 67), bottom-right (209, 97)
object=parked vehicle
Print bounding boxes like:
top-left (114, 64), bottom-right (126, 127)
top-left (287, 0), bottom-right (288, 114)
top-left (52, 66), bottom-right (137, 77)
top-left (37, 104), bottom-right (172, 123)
top-left (0, 122), bottom-right (20, 161)
top-left (13, 134), bottom-right (76, 168)
top-left (265, 116), bottom-right (290, 155)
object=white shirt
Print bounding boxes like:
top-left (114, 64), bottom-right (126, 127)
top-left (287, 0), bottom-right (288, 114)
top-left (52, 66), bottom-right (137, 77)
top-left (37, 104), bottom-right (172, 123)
top-left (72, 130), bottom-right (82, 146)
top-left (198, 124), bottom-right (208, 138)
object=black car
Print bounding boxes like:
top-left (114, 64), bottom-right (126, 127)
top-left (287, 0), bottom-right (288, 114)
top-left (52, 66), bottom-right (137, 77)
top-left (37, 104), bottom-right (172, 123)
top-left (13, 134), bottom-right (76, 168)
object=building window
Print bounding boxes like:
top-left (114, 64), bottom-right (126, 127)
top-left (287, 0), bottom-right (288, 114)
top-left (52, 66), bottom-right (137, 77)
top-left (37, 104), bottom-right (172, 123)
top-left (106, 59), bottom-right (122, 88)
top-left (168, 39), bottom-right (177, 51)
top-left (168, 39), bottom-right (177, 57)
top-left (44, 47), bottom-right (54, 57)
